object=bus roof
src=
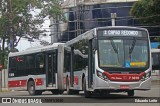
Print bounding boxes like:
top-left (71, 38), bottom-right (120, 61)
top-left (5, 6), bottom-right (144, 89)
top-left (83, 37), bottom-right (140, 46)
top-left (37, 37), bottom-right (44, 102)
top-left (96, 26), bottom-right (148, 31)
top-left (65, 26), bottom-right (148, 46)
top-left (65, 28), bottom-right (95, 46)
top-left (9, 43), bottom-right (64, 57)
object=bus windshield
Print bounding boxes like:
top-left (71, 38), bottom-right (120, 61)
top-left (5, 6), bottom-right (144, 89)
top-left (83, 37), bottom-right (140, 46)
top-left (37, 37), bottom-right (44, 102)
top-left (98, 38), bottom-right (149, 68)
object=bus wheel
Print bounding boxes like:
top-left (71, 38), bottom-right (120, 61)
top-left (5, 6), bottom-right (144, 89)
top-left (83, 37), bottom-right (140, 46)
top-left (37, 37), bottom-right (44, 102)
top-left (28, 81), bottom-right (42, 95)
top-left (83, 77), bottom-right (91, 98)
top-left (35, 90), bottom-right (42, 95)
top-left (27, 80), bottom-right (40, 95)
top-left (51, 90), bottom-right (64, 95)
top-left (127, 90), bottom-right (134, 96)
top-left (66, 78), bottom-right (73, 95)
top-left (59, 90), bottom-right (64, 94)
top-left (73, 90), bottom-right (79, 95)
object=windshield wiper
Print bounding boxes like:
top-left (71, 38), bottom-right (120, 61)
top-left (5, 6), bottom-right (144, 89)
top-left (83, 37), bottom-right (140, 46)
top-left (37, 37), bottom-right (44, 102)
top-left (110, 38), bottom-right (120, 65)
top-left (129, 37), bottom-right (136, 54)
top-left (110, 38), bottom-right (118, 54)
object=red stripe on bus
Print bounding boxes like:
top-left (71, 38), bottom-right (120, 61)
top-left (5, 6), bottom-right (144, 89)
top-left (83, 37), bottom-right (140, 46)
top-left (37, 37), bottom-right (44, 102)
top-left (74, 76), bottom-right (78, 85)
top-left (8, 80), bottom-right (27, 87)
top-left (63, 77), bottom-right (66, 84)
top-left (35, 78), bottom-right (43, 86)
top-left (103, 72), bottom-right (145, 82)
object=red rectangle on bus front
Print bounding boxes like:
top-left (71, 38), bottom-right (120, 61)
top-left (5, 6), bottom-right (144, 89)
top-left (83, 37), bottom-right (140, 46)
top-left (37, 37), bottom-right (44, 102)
top-left (120, 85), bottom-right (129, 89)
top-left (109, 75), bottom-right (140, 81)
top-left (103, 72), bottom-right (145, 82)
top-left (74, 76), bottom-right (78, 85)
top-left (35, 78), bottom-right (43, 86)
top-left (8, 80), bottom-right (27, 87)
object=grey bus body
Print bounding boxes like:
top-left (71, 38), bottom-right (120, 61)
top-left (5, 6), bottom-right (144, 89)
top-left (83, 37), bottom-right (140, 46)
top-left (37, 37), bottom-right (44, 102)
top-left (62, 26), bottom-right (152, 97)
top-left (8, 43), bottom-right (65, 95)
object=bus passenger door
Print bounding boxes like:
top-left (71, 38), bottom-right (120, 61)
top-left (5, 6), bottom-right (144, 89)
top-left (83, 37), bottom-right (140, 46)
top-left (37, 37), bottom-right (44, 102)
top-left (70, 47), bottom-right (74, 87)
top-left (88, 39), bottom-right (93, 88)
top-left (46, 51), bottom-right (57, 87)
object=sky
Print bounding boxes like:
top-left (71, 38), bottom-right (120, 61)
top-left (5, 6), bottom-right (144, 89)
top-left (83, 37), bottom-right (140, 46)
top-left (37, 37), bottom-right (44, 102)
top-left (1, 1), bottom-right (68, 52)
top-left (15, 10), bottom-right (51, 52)
top-left (16, 35), bottom-right (51, 51)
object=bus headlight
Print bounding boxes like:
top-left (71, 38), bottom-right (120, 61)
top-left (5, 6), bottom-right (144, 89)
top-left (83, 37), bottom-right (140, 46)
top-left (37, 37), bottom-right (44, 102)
top-left (96, 70), bottom-right (108, 81)
top-left (141, 71), bottom-right (151, 81)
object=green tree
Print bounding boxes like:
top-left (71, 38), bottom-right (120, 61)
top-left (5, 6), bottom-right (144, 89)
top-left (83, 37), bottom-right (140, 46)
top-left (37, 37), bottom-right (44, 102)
top-left (154, 37), bottom-right (160, 42)
top-left (0, 0), bottom-right (64, 67)
top-left (130, 0), bottom-right (160, 25)
top-left (130, 0), bottom-right (160, 48)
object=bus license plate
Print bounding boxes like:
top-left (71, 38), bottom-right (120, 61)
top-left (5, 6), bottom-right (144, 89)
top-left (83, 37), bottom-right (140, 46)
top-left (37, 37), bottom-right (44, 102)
top-left (120, 85), bottom-right (129, 89)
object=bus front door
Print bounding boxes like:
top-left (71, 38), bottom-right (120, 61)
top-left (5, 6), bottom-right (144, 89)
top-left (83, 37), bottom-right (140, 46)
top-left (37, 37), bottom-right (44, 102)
top-left (46, 52), bottom-right (57, 87)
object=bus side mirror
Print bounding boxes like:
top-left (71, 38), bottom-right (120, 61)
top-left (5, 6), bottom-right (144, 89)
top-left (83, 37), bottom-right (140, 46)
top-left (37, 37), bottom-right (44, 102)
top-left (92, 38), bottom-right (97, 52)
top-left (92, 38), bottom-right (97, 54)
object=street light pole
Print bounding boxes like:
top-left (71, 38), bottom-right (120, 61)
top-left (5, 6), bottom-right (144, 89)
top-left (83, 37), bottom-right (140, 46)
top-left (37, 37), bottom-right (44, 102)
top-left (111, 13), bottom-right (117, 26)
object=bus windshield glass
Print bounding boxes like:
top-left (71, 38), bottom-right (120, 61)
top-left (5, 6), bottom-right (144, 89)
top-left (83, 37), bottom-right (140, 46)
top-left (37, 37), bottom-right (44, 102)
top-left (98, 39), bottom-right (149, 68)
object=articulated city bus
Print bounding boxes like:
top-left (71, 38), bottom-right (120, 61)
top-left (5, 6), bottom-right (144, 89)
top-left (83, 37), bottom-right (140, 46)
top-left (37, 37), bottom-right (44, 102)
top-left (151, 49), bottom-right (160, 80)
top-left (8, 43), bottom-right (65, 95)
top-left (62, 26), bottom-right (152, 97)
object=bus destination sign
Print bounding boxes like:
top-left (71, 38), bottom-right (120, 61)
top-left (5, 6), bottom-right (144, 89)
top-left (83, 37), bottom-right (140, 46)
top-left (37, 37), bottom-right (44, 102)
top-left (99, 29), bottom-right (147, 37)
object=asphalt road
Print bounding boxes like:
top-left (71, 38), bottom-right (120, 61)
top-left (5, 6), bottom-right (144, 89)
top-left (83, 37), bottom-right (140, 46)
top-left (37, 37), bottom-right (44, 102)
top-left (0, 85), bottom-right (159, 97)
top-left (0, 84), bottom-right (159, 106)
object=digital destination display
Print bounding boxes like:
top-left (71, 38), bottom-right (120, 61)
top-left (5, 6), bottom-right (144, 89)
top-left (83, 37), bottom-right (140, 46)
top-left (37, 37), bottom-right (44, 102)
top-left (98, 29), bottom-right (147, 37)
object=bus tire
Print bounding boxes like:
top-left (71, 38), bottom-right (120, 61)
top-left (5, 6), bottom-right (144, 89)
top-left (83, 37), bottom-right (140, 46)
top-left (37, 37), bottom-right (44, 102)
top-left (59, 90), bottom-right (64, 94)
top-left (51, 90), bottom-right (63, 95)
top-left (127, 90), bottom-right (134, 96)
top-left (66, 78), bottom-right (73, 95)
top-left (27, 80), bottom-right (42, 95)
top-left (83, 77), bottom-right (91, 98)
top-left (35, 90), bottom-right (42, 95)
top-left (73, 90), bottom-right (79, 95)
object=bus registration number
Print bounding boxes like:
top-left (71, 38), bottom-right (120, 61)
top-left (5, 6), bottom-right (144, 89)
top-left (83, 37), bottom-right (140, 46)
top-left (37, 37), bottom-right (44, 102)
top-left (120, 85), bottom-right (129, 89)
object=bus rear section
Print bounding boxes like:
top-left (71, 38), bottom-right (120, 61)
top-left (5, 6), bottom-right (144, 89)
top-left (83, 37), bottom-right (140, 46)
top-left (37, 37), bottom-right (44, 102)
top-left (8, 43), bottom-right (65, 95)
top-left (151, 49), bottom-right (160, 81)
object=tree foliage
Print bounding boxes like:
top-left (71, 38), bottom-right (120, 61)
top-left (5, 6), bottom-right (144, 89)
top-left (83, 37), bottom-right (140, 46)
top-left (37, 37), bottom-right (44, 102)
top-left (0, 0), bottom-right (64, 67)
top-left (130, 0), bottom-right (160, 25)
top-left (154, 37), bottom-right (160, 42)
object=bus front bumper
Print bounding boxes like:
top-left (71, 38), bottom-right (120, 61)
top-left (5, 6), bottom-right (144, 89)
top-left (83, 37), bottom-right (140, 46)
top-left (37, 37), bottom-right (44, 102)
top-left (94, 77), bottom-right (151, 90)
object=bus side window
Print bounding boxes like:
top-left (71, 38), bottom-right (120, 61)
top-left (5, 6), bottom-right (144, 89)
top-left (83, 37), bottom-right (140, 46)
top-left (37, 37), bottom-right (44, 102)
top-left (8, 57), bottom-right (17, 77)
top-left (82, 58), bottom-right (88, 69)
top-left (64, 50), bottom-right (70, 72)
top-left (9, 57), bottom-right (17, 72)
top-left (36, 54), bottom-right (44, 68)
top-left (152, 52), bottom-right (160, 70)
top-left (16, 56), bottom-right (25, 76)
top-left (26, 55), bottom-right (35, 69)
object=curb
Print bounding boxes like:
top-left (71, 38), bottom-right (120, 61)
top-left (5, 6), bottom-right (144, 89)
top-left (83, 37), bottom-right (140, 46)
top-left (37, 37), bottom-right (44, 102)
top-left (1, 90), bottom-right (10, 92)
top-left (0, 88), bottom-right (10, 92)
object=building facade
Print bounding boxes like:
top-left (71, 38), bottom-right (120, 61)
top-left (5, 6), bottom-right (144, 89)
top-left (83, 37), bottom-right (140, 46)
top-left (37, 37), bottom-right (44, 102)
top-left (50, 0), bottom-right (160, 44)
